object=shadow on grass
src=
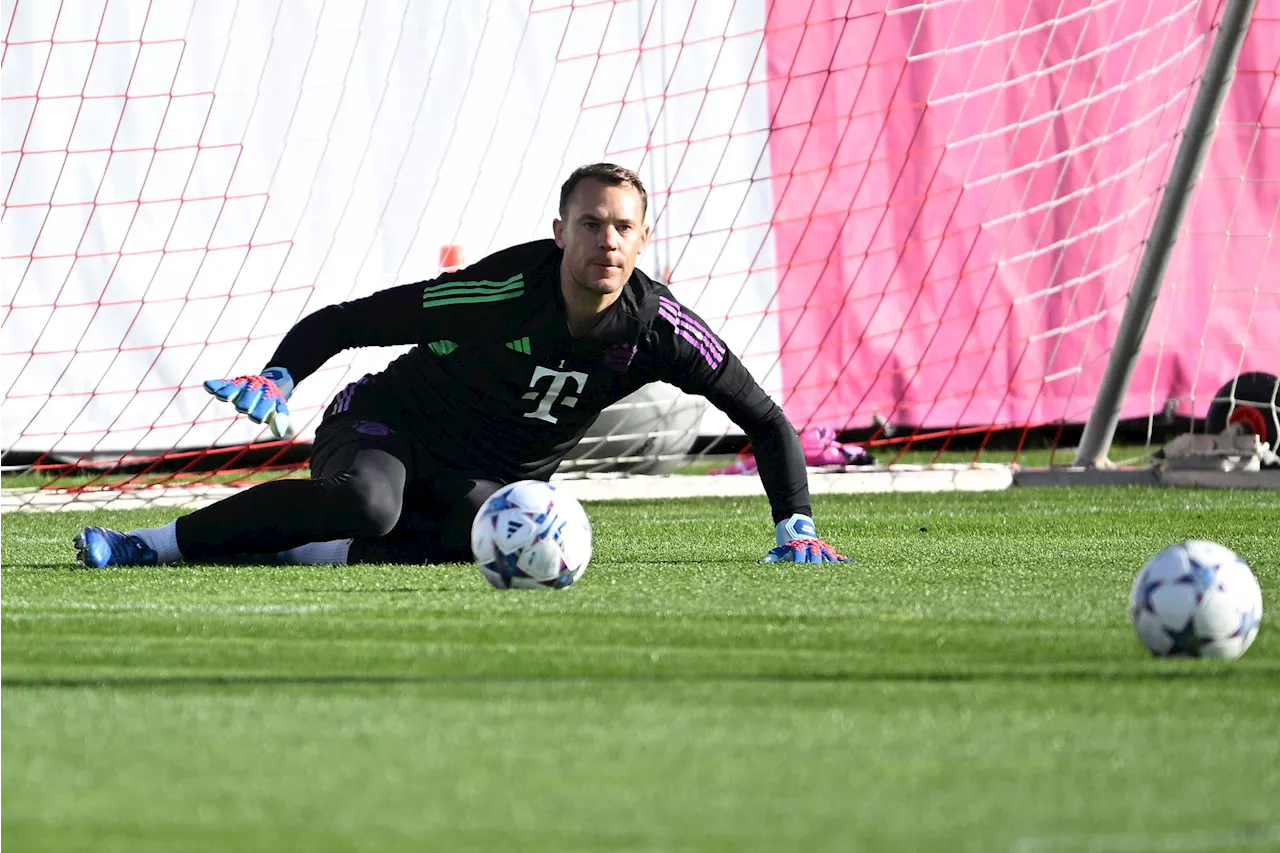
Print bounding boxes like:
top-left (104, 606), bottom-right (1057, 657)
top-left (5, 664), bottom-right (1278, 690)
top-left (303, 587), bottom-right (424, 594)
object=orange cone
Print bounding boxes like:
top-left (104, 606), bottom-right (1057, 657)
top-left (439, 244), bottom-right (464, 272)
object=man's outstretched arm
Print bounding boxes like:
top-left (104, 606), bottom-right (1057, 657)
top-left (652, 294), bottom-right (848, 563)
top-left (740, 404), bottom-right (849, 563)
top-left (203, 282), bottom-right (427, 436)
top-left (205, 242), bottom-right (552, 434)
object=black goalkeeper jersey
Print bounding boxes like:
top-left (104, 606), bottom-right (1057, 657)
top-left (266, 239), bottom-right (811, 522)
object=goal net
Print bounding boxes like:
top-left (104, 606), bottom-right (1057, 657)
top-left (3, 0), bottom-right (1277, 507)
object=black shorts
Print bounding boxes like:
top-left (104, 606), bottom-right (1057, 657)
top-left (310, 378), bottom-right (505, 562)
top-left (309, 378), bottom-right (415, 481)
top-left (311, 377), bottom-right (497, 484)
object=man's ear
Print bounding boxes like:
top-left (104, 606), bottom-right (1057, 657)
top-left (552, 218), bottom-right (565, 248)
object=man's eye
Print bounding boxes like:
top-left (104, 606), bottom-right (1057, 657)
top-left (584, 222), bottom-right (598, 231)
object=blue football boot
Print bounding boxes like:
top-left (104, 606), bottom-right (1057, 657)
top-left (74, 526), bottom-right (159, 568)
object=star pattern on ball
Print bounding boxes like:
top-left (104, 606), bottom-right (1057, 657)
top-left (1166, 621), bottom-right (1204, 656)
top-left (1130, 542), bottom-right (1261, 661)
top-left (486, 494), bottom-right (521, 512)
top-left (494, 551), bottom-right (526, 583)
top-left (1231, 608), bottom-right (1261, 640)
top-left (546, 570), bottom-right (574, 588)
top-left (1139, 580), bottom-right (1163, 614)
top-left (1177, 557), bottom-right (1220, 603)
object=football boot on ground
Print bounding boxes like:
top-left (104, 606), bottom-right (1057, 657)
top-left (74, 526), bottom-right (159, 568)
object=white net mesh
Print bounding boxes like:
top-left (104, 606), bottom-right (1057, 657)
top-left (2, 0), bottom-right (1276, 504)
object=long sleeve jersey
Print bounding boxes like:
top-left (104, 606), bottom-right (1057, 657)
top-left (266, 239), bottom-right (811, 523)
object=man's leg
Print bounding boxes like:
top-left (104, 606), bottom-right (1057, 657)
top-left (284, 475), bottom-right (504, 566)
top-left (173, 447), bottom-right (408, 560)
top-left (354, 475), bottom-right (504, 564)
top-left (76, 400), bottom-right (414, 566)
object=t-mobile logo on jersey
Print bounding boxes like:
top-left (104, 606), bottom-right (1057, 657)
top-left (522, 366), bottom-right (588, 423)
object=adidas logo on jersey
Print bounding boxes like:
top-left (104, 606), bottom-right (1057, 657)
top-left (505, 337), bottom-right (531, 355)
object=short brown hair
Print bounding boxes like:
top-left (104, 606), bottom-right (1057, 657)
top-left (558, 163), bottom-right (647, 219)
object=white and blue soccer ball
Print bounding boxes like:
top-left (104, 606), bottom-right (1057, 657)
top-left (1129, 540), bottom-right (1263, 660)
top-left (470, 480), bottom-right (592, 590)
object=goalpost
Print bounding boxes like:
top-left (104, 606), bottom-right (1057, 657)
top-left (3, 0), bottom-right (1278, 510)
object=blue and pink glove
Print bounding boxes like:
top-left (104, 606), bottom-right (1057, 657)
top-left (763, 513), bottom-right (849, 563)
top-left (203, 366), bottom-right (294, 438)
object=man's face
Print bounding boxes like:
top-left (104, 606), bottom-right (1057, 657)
top-left (554, 179), bottom-right (650, 297)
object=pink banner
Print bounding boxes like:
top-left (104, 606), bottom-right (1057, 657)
top-left (766, 0), bottom-right (1279, 430)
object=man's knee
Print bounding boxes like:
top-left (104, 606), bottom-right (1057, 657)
top-left (465, 479), bottom-right (504, 514)
top-left (329, 473), bottom-right (403, 538)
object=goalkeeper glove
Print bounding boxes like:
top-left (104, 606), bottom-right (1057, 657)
top-left (204, 366), bottom-right (294, 438)
top-left (763, 513), bottom-right (849, 563)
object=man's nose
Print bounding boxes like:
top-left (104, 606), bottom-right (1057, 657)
top-left (600, 226), bottom-right (620, 248)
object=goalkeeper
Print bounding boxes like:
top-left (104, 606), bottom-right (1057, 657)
top-left (75, 163), bottom-right (848, 569)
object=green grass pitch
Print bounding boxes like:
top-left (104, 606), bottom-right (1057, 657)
top-left (3, 487), bottom-right (1278, 852)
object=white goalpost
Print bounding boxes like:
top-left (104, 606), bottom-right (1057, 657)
top-left (2, 0), bottom-right (1278, 511)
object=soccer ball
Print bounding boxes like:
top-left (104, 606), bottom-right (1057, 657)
top-left (1129, 540), bottom-right (1263, 660)
top-left (470, 480), bottom-right (592, 590)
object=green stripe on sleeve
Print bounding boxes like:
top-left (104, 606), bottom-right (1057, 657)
top-left (422, 274), bottom-right (524, 307)
top-left (422, 273), bottom-right (523, 295)
top-left (423, 291), bottom-right (525, 308)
